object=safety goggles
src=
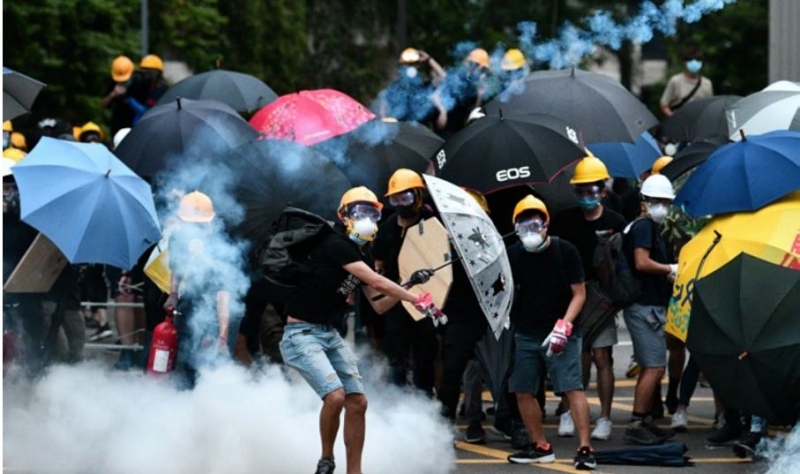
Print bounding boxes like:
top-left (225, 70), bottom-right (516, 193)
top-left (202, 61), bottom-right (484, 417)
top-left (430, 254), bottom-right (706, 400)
top-left (348, 203), bottom-right (382, 222)
top-left (514, 217), bottom-right (546, 235)
top-left (574, 184), bottom-right (602, 197)
top-left (643, 197), bottom-right (672, 207)
top-left (388, 190), bottom-right (416, 207)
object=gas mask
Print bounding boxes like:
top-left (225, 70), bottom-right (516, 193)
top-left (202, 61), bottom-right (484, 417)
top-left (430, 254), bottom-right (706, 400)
top-left (515, 217), bottom-right (549, 253)
top-left (685, 59), bottom-right (703, 74)
top-left (404, 66), bottom-right (419, 79)
top-left (645, 202), bottom-right (670, 224)
top-left (345, 203), bottom-right (381, 245)
top-left (388, 190), bottom-right (419, 219)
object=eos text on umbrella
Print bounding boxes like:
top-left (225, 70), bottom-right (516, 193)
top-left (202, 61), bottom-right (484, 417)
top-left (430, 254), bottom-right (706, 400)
top-left (496, 166), bottom-right (531, 182)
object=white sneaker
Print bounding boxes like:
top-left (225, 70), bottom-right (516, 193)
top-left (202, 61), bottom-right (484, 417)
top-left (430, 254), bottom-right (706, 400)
top-left (591, 417), bottom-right (613, 440)
top-left (558, 410), bottom-right (575, 437)
top-left (671, 409), bottom-right (688, 432)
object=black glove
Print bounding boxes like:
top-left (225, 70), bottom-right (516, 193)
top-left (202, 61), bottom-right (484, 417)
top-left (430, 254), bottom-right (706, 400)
top-left (408, 269), bottom-right (435, 287)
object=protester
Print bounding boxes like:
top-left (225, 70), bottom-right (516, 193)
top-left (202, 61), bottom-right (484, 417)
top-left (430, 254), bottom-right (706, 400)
top-left (101, 55), bottom-right (138, 136)
top-left (373, 169), bottom-right (438, 396)
top-left (622, 174), bottom-right (679, 445)
top-left (505, 195), bottom-right (596, 470)
top-left (76, 122), bottom-right (105, 145)
top-left (549, 156), bottom-right (626, 441)
top-left (376, 47), bottom-right (446, 123)
top-left (659, 46), bottom-right (714, 117)
top-left (278, 186), bottom-right (443, 474)
top-left (433, 48), bottom-right (490, 138)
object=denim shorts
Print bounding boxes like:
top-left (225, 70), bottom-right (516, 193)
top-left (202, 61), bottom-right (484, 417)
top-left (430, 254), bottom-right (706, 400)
top-left (279, 322), bottom-right (365, 399)
top-left (623, 303), bottom-right (667, 369)
top-left (509, 332), bottom-right (584, 395)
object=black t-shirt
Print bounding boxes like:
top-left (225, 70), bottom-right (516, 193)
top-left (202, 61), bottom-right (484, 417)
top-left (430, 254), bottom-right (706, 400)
top-left (625, 218), bottom-right (671, 306)
top-left (284, 229), bottom-right (372, 325)
top-left (508, 237), bottom-right (584, 337)
top-left (549, 207), bottom-right (626, 281)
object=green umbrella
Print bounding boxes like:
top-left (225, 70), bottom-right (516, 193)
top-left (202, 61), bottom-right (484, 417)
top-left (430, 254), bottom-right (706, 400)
top-left (686, 254), bottom-right (800, 425)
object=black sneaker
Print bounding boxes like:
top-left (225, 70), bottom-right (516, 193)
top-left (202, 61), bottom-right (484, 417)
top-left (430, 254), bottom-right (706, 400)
top-left (89, 323), bottom-right (113, 341)
top-left (315, 457), bottom-right (335, 474)
top-left (465, 422), bottom-right (486, 444)
top-left (624, 421), bottom-right (666, 445)
top-left (665, 394), bottom-right (679, 415)
top-left (511, 420), bottom-right (530, 450)
top-left (574, 446), bottom-right (597, 471)
top-left (643, 417), bottom-right (676, 440)
top-left (507, 443), bottom-right (555, 464)
top-left (706, 417), bottom-right (743, 447)
top-left (490, 416), bottom-right (513, 440)
top-left (733, 432), bottom-right (763, 459)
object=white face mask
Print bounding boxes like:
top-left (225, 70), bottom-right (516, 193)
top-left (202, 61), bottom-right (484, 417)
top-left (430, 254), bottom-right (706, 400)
top-left (350, 218), bottom-right (378, 243)
top-left (404, 66), bottom-right (419, 79)
top-left (520, 232), bottom-right (546, 253)
top-left (646, 203), bottom-right (669, 224)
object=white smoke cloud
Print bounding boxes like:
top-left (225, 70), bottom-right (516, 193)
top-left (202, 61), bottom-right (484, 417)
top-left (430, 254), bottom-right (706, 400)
top-left (763, 426), bottom-right (800, 474)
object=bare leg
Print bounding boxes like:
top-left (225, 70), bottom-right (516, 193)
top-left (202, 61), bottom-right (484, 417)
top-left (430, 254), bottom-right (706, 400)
top-left (94, 308), bottom-right (108, 326)
top-left (516, 392), bottom-right (547, 446)
top-left (633, 368), bottom-right (665, 414)
top-left (593, 347), bottom-right (614, 419)
top-left (320, 389), bottom-right (346, 459)
top-left (344, 393), bottom-right (368, 474)
top-left (115, 293), bottom-right (136, 345)
top-left (565, 390), bottom-right (592, 448)
top-left (581, 350), bottom-right (592, 388)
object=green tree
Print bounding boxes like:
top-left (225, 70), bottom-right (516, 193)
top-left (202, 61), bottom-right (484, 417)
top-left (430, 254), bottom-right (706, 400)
top-left (149, 0), bottom-right (229, 72)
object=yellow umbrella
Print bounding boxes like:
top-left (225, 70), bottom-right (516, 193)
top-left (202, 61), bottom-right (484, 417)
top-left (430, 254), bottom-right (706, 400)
top-left (144, 240), bottom-right (172, 294)
top-left (667, 191), bottom-right (800, 341)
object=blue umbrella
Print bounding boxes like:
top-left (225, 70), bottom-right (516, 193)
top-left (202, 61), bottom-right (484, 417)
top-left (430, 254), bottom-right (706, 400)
top-left (674, 130), bottom-right (800, 217)
top-left (588, 131), bottom-right (662, 178)
top-left (12, 137), bottom-right (161, 269)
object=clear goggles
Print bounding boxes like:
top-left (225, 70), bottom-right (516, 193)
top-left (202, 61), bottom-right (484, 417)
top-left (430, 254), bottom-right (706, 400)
top-left (514, 217), bottom-right (546, 235)
top-left (348, 203), bottom-right (382, 222)
top-left (388, 190), bottom-right (416, 207)
top-left (574, 184), bottom-right (602, 197)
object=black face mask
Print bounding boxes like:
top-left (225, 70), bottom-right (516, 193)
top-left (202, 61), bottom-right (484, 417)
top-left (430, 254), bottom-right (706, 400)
top-left (395, 204), bottom-right (418, 219)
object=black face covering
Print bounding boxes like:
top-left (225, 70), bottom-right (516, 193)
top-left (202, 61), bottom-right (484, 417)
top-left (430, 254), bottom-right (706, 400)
top-left (395, 204), bottom-right (418, 219)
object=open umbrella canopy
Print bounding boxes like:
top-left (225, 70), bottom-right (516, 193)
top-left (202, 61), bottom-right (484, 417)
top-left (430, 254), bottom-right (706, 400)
top-left (433, 112), bottom-right (584, 194)
top-left (3, 67), bottom-right (45, 121)
top-left (227, 139), bottom-right (352, 245)
top-left (13, 137), bottom-right (161, 269)
top-left (484, 68), bottom-right (658, 144)
top-left (114, 98), bottom-right (257, 180)
top-left (726, 81), bottom-right (800, 141)
top-left (659, 137), bottom-right (727, 182)
top-left (661, 95), bottom-right (741, 143)
top-left (156, 69), bottom-right (278, 113)
top-left (687, 254), bottom-right (800, 424)
top-left (314, 119), bottom-right (442, 198)
top-left (666, 191), bottom-right (800, 342)
top-left (587, 131), bottom-right (661, 178)
top-left (250, 89), bottom-right (375, 146)
top-left (674, 130), bottom-right (800, 217)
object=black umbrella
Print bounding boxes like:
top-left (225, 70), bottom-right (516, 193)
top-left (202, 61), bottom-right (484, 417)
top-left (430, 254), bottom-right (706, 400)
top-left (661, 95), bottom-right (742, 143)
top-left (114, 98), bottom-right (258, 180)
top-left (686, 254), bottom-right (800, 425)
top-left (314, 119), bottom-right (442, 198)
top-left (433, 112), bottom-right (585, 194)
top-left (156, 69), bottom-right (278, 113)
top-left (484, 68), bottom-right (658, 144)
top-left (659, 137), bottom-right (728, 182)
top-left (3, 67), bottom-right (45, 121)
top-left (228, 139), bottom-right (352, 245)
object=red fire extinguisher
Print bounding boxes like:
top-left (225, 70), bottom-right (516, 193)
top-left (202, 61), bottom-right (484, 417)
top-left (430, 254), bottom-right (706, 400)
top-left (147, 306), bottom-right (179, 376)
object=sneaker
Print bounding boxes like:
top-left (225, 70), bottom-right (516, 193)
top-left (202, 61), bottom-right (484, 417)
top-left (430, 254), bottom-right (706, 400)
top-left (511, 420), bottom-right (530, 450)
top-left (113, 351), bottom-right (133, 371)
top-left (84, 316), bottom-right (99, 329)
top-left (624, 421), bottom-right (665, 445)
top-left (733, 431), bottom-right (763, 459)
top-left (670, 409), bottom-right (688, 432)
top-left (315, 457), bottom-right (335, 474)
top-left (590, 417), bottom-right (613, 440)
top-left (706, 416), bottom-right (742, 446)
top-left (643, 417), bottom-right (676, 440)
top-left (490, 417), bottom-right (513, 440)
top-left (574, 446), bottom-right (597, 471)
top-left (558, 411), bottom-right (575, 437)
top-left (89, 323), bottom-right (113, 341)
top-left (507, 443), bottom-right (555, 464)
top-left (465, 422), bottom-right (486, 444)
top-left (625, 359), bottom-right (640, 379)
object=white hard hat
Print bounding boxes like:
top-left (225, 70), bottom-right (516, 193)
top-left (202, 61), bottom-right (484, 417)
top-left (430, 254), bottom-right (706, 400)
top-left (113, 128), bottom-right (131, 149)
top-left (640, 174), bottom-right (675, 200)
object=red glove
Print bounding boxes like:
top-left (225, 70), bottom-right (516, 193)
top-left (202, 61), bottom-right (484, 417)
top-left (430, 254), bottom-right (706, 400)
top-left (412, 293), bottom-right (449, 326)
top-left (544, 319), bottom-right (573, 356)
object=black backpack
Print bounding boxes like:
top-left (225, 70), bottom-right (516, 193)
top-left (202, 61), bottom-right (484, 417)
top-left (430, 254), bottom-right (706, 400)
top-left (592, 217), bottom-right (656, 308)
top-left (259, 207), bottom-right (334, 288)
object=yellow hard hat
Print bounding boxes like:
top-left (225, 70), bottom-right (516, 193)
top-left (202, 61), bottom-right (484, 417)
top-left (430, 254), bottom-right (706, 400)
top-left (464, 188), bottom-right (489, 213)
top-left (467, 48), bottom-right (490, 68)
top-left (399, 48), bottom-right (421, 64)
top-left (338, 186), bottom-right (383, 219)
top-left (512, 195), bottom-right (549, 224)
top-left (10, 132), bottom-right (27, 151)
top-left (570, 155), bottom-right (610, 185)
top-left (111, 55), bottom-right (135, 82)
top-left (651, 155), bottom-right (674, 175)
top-left (140, 54), bottom-right (164, 71)
top-left (78, 122), bottom-right (105, 141)
top-left (3, 147), bottom-right (27, 163)
top-left (385, 168), bottom-right (425, 196)
top-left (501, 48), bottom-right (526, 71)
top-left (3, 121), bottom-right (12, 132)
top-left (178, 191), bottom-right (216, 223)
